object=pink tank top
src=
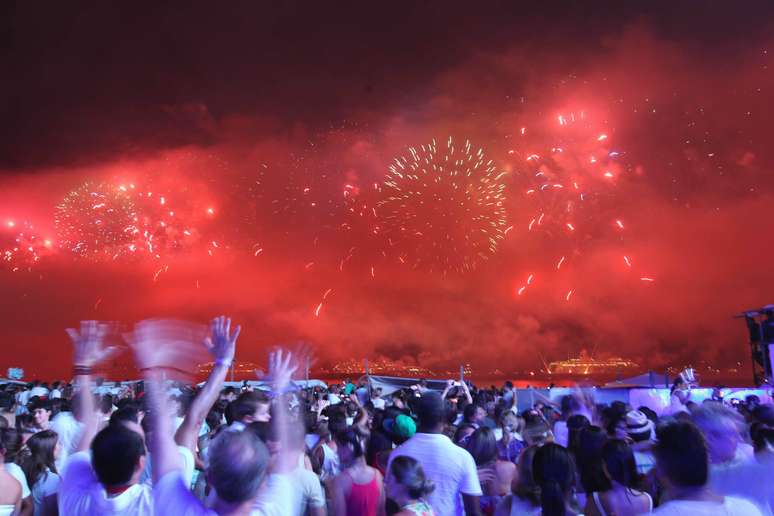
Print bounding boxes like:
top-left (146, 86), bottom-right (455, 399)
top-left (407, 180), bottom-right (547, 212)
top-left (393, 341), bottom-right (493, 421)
top-left (344, 469), bottom-right (380, 516)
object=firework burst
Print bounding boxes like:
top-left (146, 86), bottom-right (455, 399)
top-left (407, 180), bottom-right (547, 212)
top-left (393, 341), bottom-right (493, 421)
top-left (379, 137), bottom-right (508, 274)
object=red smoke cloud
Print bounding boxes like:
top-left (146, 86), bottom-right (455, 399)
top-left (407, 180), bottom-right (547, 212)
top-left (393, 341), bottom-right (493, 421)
top-left (1, 6), bottom-right (773, 381)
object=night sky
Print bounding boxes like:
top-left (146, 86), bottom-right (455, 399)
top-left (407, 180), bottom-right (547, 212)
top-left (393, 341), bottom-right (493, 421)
top-left (1, 2), bottom-right (773, 380)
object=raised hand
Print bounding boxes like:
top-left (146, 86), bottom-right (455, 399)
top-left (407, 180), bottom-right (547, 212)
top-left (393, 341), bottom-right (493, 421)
top-left (65, 320), bottom-right (118, 368)
top-left (268, 348), bottom-right (298, 393)
top-left (127, 319), bottom-right (208, 378)
top-left (203, 316), bottom-right (240, 364)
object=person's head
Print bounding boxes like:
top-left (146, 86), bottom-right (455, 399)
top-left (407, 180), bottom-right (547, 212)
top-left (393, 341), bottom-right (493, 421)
top-left (453, 424), bottom-right (477, 447)
top-left (575, 425), bottom-right (610, 494)
top-left (654, 420), bottom-right (708, 490)
top-left (231, 391), bottom-right (271, 424)
top-left (513, 445), bottom-right (541, 505)
top-left (566, 414), bottom-right (590, 453)
top-left (392, 391), bottom-right (406, 410)
top-left (372, 387), bottom-right (383, 399)
top-left (533, 443), bottom-right (577, 516)
top-left (386, 455), bottom-right (435, 504)
top-left (221, 386), bottom-right (238, 403)
top-left (0, 427), bottom-right (23, 462)
top-left (207, 428), bottom-right (270, 505)
top-left (21, 430), bottom-right (59, 486)
top-left (110, 404), bottom-right (143, 426)
top-left (523, 419), bottom-right (552, 447)
top-left (335, 427), bottom-right (368, 467)
top-left (416, 392), bottom-right (445, 432)
top-left (625, 410), bottom-right (655, 443)
top-left (601, 439), bottom-right (640, 489)
top-left (466, 427), bottom-right (498, 466)
top-left (464, 403), bottom-right (486, 425)
top-left (671, 377), bottom-right (686, 393)
top-left (31, 399), bottom-right (53, 428)
top-left (91, 422), bottom-right (146, 488)
top-left (691, 402), bottom-right (744, 464)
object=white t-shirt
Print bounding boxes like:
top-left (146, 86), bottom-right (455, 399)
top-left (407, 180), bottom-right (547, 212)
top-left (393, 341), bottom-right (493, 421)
top-left (388, 432), bottom-right (483, 516)
top-left (372, 398), bottom-right (386, 410)
top-left (58, 451), bottom-right (153, 516)
top-left (286, 468), bottom-right (325, 515)
top-left (51, 411), bottom-right (83, 470)
top-left (140, 446), bottom-right (195, 488)
top-left (31, 470), bottom-right (60, 516)
top-left (654, 496), bottom-right (763, 516)
top-left (328, 394), bottom-right (342, 405)
top-left (708, 458), bottom-right (774, 516)
top-left (49, 389), bottom-right (62, 399)
top-left (154, 470), bottom-right (294, 516)
top-left (5, 463), bottom-right (30, 498)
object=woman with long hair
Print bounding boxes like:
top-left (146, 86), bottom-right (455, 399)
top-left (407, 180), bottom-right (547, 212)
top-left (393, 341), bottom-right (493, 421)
top-left (467, 427), bottom-right (516, 515)
top-left (584, 439), bottom-right (652, 515)
top-left (19, 430), bottom-right (60, 516)
top-left (329, 427), bottom-right (386, 516)
top-left (495, 445), bottom-right (541, 516)
top-left (386, 455), bottom-right (435, 516)
top-left (533, 443), bottom-right (581, 516)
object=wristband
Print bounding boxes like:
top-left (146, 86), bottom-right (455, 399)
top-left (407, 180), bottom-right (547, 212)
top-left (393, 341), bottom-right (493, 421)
top-left (215, 358), bottom-right (233, 367)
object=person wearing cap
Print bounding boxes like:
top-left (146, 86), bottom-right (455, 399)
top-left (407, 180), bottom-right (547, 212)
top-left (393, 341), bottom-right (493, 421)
top-left (388, 392), bottom-right (483, 516)
top-left (384, 414), bottom-right (417, 445)
top-left (624, 410), bottom-right (656, 475)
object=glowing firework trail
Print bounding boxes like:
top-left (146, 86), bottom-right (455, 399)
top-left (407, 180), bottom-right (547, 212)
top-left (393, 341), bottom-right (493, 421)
top-left (566, 290), bottom-right (573, 301)
top-left (379, 137), bottom-right (508, 274)
top-left (512, 110), bottom-right (652, 298)
top-left (314, 302), bottom-right (323, 317)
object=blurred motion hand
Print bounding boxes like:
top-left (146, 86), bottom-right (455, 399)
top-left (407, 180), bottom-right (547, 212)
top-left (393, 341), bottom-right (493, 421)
top-left (65, 320), bottom-right (119, 367)
top-left (127, 319), bottom-right (208, 379)
top-left (203, 315), bottom-right (240, 364)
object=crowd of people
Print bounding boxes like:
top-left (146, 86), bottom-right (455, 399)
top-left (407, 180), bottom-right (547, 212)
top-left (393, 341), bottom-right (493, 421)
top-left (0, 316), bottom-right (773, 515)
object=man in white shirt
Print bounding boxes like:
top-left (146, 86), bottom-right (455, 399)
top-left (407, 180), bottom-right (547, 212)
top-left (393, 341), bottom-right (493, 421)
top-left (59, 424), bottom-right (152, 516)
top-left (59, 320), bottom-right (151, 516)
top-left (29, 381), bottom-right (49, 399)
top-left (652, 420), bottom-right (763, 516)
top-left (388, 392), bottom-right (483, 516)
top-left (371, 387), bottom-right (386, 410)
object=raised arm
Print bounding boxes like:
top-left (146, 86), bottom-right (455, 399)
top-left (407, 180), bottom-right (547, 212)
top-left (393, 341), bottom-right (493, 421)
top-left (268, 349), bottom-right (298, 473)
top-left (129, 319), bottom-right (207, 482)
top-left (175, 316), bottom-right (240, 451)
top-left (65, 321), bottom-right (117, 452)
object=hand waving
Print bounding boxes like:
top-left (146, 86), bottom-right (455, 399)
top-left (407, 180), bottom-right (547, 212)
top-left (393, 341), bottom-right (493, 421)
top-left (268, 349), bottom-right (297, 393)
top-left (65, 320), bottom-right (119, 368)
top-left (203, 316), bottom-right (240, 363)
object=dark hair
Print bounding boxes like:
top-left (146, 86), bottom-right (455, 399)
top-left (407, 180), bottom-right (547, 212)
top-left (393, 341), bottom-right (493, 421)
top-left (335, 427), bottom-right (367, 459)
top-left (654, 421), bottom-right (708, 488)
top-left (0, 428), bottom-right (23, 462)
top-left (575, 426), bottom-right (610, 494)
top-left (463, 403), bottom-right (481, 422)
top-left (389, 455), bottom-right (435, 499)
top-left (228, 391), bottom-right (270, 424)
top-left (466, 427), bottom-right (498, 466)
top-left (752, 426), bottom-right (774, 453)
top-left (566, 414), bottom-right (590, 454)
top-left (601, 439), bottom-right (640, 490)
top-left (110, 405), bottom-right (142, 426)
top-left (513, 445), bottom-right (541, 505)
top-left (670, 377), bottom-right (685, 394)
top-left (20, 430), bottom-right (58, 487)
top-left (208, 428), bottom-right (270, 503)
top-left (91, 423), bottom-right (146, 487)
top-left (98, 395), bottom-right (113, 415)
top-left (416, 392), bottom-right (446, 429)
top-left (560, 395), bottom-right (581, 417)
top-left (533, 443), bottom-right (577, 516)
